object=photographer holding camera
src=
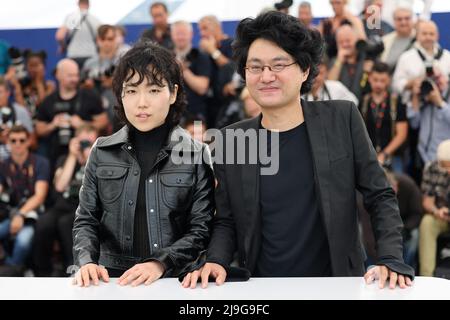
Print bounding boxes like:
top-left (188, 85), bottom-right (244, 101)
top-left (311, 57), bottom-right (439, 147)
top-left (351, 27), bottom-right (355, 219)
top-left (328, 24), bottom-right (378, 102)
top-left (0, 125), bottom-right (49, 276)
top-left (82, 25), bottom-right (124, 131)
top-left (171, 21), bottom-right (212, 122)
top-left (394, 21), bottom-right (450, 182)
top-left (35, 59), bottom-right (108, 170)
top-left (33, 125), bottom-right (98, 277)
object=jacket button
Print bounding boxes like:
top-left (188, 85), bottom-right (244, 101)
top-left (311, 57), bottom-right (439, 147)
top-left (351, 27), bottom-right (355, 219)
top-left (125, 236), bottom-right (131, 241)
top-left (128, 200), bottom-right (134, 206)
top-left (153, 243), bottom-right (158, 248)
top-left (150, 209), bottom-right (154, 213)
top-left (134, 170), bottom-right (139, 176)
top-left (176, 178), bottom-right (182, 184)
top-left (149, 179), bottom-right (153, 183)
top-left (127, 145), bottom-right (132, 150)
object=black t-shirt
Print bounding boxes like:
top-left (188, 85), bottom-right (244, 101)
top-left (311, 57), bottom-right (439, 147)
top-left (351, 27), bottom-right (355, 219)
top-left (36, 89), bottom-right (104, 166)
top-left (256, 122), bottom-right (332, 277)
top-left (184, 48), bottom-right (212, 119)
top-left (360, 94), bottom-right (407, 153)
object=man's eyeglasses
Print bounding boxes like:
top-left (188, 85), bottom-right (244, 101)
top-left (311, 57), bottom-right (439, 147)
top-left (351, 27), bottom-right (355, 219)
top-left (9, 138), bottom-right (27, 144)
top-left (245, 61), bottom-right (297, 74)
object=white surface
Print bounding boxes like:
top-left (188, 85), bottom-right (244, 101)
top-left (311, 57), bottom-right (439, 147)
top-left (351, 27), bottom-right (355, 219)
top-left (0, 277), bottom-right (448, 300)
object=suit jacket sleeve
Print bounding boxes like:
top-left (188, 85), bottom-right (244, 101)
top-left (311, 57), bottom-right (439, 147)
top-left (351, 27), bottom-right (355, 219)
top-left (349, 101), bottom-right (414, 278)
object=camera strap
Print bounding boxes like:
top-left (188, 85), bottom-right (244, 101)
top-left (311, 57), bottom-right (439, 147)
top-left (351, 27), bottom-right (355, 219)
top-left (416, 47), bottom-right (444, 64)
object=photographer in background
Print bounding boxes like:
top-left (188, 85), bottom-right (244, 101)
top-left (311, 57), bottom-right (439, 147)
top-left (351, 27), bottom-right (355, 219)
top-left (0, 77), bottom-right (34, 161)
top-left (328, 24), bottom-right (380, 101)
top-left (82, 24), bottom-right (124, 132)
top-left (0, 125), bottom-right (49, 276)
top-left (359, 62), bottom-right (408, 172)
top-left (171, 21), bottom-right (211, 121)
top-left (418, 139), bottom-right (450, 276)
top-left (33, 125), bottom-right (98, 277)
top-left (35, 59), bottom-right (107, 170)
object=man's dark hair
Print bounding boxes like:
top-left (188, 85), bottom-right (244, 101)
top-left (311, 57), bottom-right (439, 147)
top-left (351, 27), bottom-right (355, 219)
top-left (233, 11), bottom-right (324, 94)
top-left (371, 61), bottom-right (390, 75)
top-left (8, 125), bottom-right (30, 138)
top-left (112, 41), bottom-right (186, 128)
top-left (97, 24), bottom-right (116, 39)
top-left (150, 2), bottom-right (168, 13)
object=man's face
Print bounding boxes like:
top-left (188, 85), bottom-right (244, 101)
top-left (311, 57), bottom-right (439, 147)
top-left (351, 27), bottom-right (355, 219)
top-left (151, 5), bottom-right (168, 29)
top-left (171, 24), bottom-right (193, 50)
top-left (245, 38), bottom-right (306, 111)
top-left (97, 29), bottom-right (117, 55)
top-left (417, 23), bottom-right (438, 50)
top-left (8, 132), bottom-right (30, 157)
top-left (393, 9), bottom-right (413, 37)
top-left (368, 71), bottom-right (390, 94)
top-left (0, 85), bottom-right (10, 106)
top-left (336, 27), bottom-right (356, 54)
top-left (121, 70), bottom-right (177, 132)
top-left (298, 6), bottom-right (313, 26)
top-left (198, 20), bottom-right (215, 38)
top-left (57, 63), bottom-right (80, 91)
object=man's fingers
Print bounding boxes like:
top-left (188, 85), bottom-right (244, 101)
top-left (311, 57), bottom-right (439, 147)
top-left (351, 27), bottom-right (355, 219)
top-left (145, 275), bottom-right (157, 286)
top-left (389, 271), bottom-right (398, 289)
top-left (190, 270), bottom-right (200, 289)
top-left (364, 268), bottom-right (376, 284)
top-left (118, 269), bottom-right (131, 284)
top-left (99, 267), bottom-right (109, 283)
top-left (89, 267), bottom-right (99, 286)
top-left (406, 276), bottom-right (413, 286)
top-left (131, 274), bottom-right (147, 287)
top-left (82, 268), bottom-right (90, 287)
top-left (74, 271), bottom-right (82, 286)
top-left (120, 271), bottom-right (140, 286)
top-left (398, 275), bottom-right (406, 289)
top-left (200, 268), bottom-right (211, 289)
top-left (379, 267), bottom-right (388, 289)
top-left (215, 270), bottom-right (226, 285)
top-left (182, 273), bottom-right (191, 288)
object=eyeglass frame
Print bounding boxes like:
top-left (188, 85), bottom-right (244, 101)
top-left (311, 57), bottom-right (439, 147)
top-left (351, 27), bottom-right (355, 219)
top-left (245, 61), bottom-right (298, 74)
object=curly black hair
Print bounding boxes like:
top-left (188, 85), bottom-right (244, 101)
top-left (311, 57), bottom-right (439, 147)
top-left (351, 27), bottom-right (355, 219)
top-left (233, 11), bottom-right (324, 94)
top-left (112, 41), bottom-right (186, 128)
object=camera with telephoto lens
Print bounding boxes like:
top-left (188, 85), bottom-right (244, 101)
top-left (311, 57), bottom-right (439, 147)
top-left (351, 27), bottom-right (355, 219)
top-left (7, 47), bottom-right (28, 82)
top-left (0, 106), bottom-right (14, 131)
top-left (274, 0), bottom-right (293, 11)
top-left (419, 62), bottom-right (436, 100)
top-left (356, 36), bottom-right (385, 61)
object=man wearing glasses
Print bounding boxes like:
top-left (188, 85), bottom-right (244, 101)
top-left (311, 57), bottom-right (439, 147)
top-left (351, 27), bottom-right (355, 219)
top-left (182, 11), bottom-right (414, 289)
top-left (0, 125), bottom-right (49, 276)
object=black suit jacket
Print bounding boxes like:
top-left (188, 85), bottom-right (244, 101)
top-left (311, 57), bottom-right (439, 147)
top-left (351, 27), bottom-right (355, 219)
top-left (207, 99), bottom-right (414, 278)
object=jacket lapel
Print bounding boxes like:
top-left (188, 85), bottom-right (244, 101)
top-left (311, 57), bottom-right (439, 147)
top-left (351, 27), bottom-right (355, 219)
top-left (302, 100), bottom-right (333, 238)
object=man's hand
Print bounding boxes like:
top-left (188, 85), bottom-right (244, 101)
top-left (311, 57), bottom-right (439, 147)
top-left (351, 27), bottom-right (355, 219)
top-left (364, 265), bottom-right (413, 289)
top-left (70, 115), bottom-right (84, 129)
top-left (426, 82), bottom-right (445, 107)
top-left (118, 261), bottom-right (165, 287)
top-left (434, 207), bottom-right (450, 222)
top-left (10, 214), bottom-right (24, 235)
top-left (199, 36), bottom-right (217, 55)
top-left (181, 262), bottom-right (227, 289)
top-left (73, 263), bottom-right (110, 287)
top-left (51, 113), bottom-right (69, 129)
top-left (68, 137), bottom-right (80, 157)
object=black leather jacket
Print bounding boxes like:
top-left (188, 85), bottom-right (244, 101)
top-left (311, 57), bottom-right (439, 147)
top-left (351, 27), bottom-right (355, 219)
top-left (73, 125), bottom-right (215, 276)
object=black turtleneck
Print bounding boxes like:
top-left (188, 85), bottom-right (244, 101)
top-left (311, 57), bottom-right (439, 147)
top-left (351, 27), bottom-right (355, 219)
top-left (129, 123), bottom-right (169, 258)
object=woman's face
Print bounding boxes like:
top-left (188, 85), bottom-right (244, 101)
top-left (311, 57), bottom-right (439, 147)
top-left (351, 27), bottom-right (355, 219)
top-left (121, 70), bottom-right (178, 132)
top-left (26, 56), bottom-right (45, 79)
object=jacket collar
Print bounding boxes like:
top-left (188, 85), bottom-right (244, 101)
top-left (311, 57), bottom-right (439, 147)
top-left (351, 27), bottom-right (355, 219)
top-left (97, 125), bottom-right (202, 152)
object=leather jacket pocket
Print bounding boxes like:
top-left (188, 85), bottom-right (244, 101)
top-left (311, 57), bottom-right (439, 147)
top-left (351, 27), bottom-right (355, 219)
top-left (160, 171), bottom-right (194, 210)
top-left (96, 165), bottom-right (128, 204)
